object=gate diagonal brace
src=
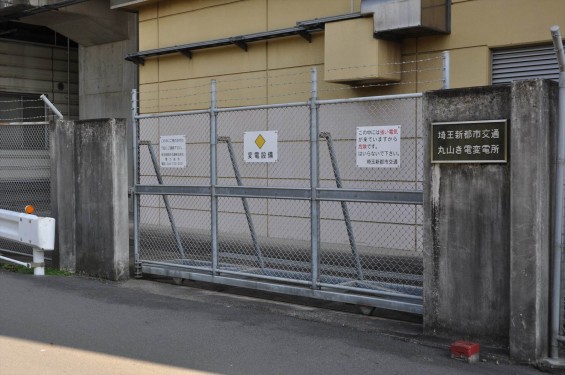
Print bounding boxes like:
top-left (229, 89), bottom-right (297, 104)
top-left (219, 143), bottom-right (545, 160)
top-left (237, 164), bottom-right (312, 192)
top-left (217, 136), bottom-right (266, 271)
top-left (140, 140), bottom-right (187, 260)
top-left (319, 132), bottom-right (364, 281)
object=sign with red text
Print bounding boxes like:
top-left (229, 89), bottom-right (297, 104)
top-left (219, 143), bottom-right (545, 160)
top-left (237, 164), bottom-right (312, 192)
top-left (356, 125), bottom-right (401, 168)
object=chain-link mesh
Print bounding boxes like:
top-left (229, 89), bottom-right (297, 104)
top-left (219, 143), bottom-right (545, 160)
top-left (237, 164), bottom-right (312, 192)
top-left (317, 98), bottom-right (423, 296)
top-left (218, 197), bottom-right (311, 280)
top-left (0, 122), bottom-right (50, 258)
top-left (216, 106), bottom-right (311, 188)
top-left (135, 96), bottom-right (424, 303)
top-left (139, 194), bottom-right (212, 269)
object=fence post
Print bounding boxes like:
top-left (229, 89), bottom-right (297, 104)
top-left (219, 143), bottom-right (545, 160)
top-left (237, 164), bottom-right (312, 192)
top-left (131, 89), bottom-right (141, 278)
top-left (550, 25), bottom-right (565, 359)
top-left (210, 80), bottom-right (219, 276)
top-left (310, 67), bottom-right (320, 289)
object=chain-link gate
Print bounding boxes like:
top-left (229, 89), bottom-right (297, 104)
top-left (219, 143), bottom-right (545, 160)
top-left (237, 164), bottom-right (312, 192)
top-left (133, 73), bottom-right (424, 314)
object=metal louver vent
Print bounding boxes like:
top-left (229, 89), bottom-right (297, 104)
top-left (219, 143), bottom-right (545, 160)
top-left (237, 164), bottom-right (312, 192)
top-left (492, 45), bottom-right (560, 85)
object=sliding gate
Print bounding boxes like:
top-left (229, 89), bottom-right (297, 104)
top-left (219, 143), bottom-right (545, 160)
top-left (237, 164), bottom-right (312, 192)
top-left (132, 85), bottom-right (424, 314)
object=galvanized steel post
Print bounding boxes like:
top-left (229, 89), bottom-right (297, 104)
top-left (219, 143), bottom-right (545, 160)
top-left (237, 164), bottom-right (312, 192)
top-left (131, 89), bottom-right (141, 277)
top-left (310, 67), bottom-right (320, 289)
top-left (210, 80), bottom-right (219, 275)
top-left (550, 25), bottom-right (565, 359)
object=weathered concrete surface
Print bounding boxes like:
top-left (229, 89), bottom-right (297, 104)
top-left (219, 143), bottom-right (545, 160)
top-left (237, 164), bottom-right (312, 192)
top-left (51, 119), bottom-right (129, 280)
top-left (423, 81), bottom-right (558, 363)
top-left (74, 119), bottom-right (129, 281)
top-left (423, 86), bottom-right (512, 347)
top-left (50, 120), bottom-right (76, 272)
top-left (509, 79), bottom-right (557, 362)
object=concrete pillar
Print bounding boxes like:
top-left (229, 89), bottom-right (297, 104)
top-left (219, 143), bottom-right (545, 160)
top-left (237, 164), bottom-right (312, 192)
top-left (509, 79), bottom-right (557, 362)
top-left (423, 80), bottom-right (558, 361)
top-left (423, 86), bottom-right (512, 347)
top-left (50, 120), bottom-right (76, 272)
top-left (51, 118), bottom-right (129, 281)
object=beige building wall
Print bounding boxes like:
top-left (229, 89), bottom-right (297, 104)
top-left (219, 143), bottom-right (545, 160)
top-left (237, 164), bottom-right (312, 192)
top-left (123, 0), bottom-right (565, 112)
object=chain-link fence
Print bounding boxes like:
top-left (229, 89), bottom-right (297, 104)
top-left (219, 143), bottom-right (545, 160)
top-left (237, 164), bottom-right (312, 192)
top-left (134, 78), bottom-right (425, 313)
top-left (0, 97), bottom-right (53, 259)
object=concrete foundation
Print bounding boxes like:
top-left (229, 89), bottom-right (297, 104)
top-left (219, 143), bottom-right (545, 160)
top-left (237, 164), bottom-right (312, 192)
top-left (51, 118), bottom-right (129, 281)
top-left (423, 80), bottom-right (557, 362)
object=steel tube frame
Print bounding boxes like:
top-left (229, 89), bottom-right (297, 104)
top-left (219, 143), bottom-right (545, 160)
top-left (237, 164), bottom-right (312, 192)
top-left (310, 67), bottom-right (320, 290)
top-left (210, 80), bottom-right (219, 276)
top-left (132, 89), bottom-right (141, 277)
top-left (141, 263), bottom-right (423, 314)
top-left (133, 72), bottom-right (425, 314)
top-left (550, 25), bottom-right (565, 359)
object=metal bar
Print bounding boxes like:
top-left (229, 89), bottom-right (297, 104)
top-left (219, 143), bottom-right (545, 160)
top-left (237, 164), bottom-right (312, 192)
top-left (135, 109), bottom-right (210, 120)
top-left (550, 25), bottom-right (565, 359)
top-left (215, 102), bottom-right (309, 113)
top-left (320, 132), bottom-right (363, 280)
top-left (0, 255), bottom-right (31, 268)
top-left (310, 67), bottom-right (320, 290)
top-left (442, 51), bottom-right (450, 89)
top-left (217, 186), bottom-right (310, 200)
top-left (317, 188), bottom-right (424, 204)
top-left (141, 264), bottom-right (423, 315)
top-left (40, 94), bottom-right (63, 120)
top-left (317, 93), bottom-right (423, 106)
top-left (143, 142), bottom-right (187, 259)
top-left (135, 185), bottom-right (212, 196)
top-left (218, 136), bottom-right (265, 270)
top-left (131, 89), bottom-right (141, 278)
top-left (210, 80), bottom-right (218, 276)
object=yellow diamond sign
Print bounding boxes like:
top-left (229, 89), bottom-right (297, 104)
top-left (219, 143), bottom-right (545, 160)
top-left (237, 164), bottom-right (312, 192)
top-left (255, 134), bottom-right (266, 149)
top-left (244, 130), bottom-right (278, 163)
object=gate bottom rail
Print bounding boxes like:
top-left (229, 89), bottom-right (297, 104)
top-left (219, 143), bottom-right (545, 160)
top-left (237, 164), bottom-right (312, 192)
top-left (139, 261), bottom-right (423, 315)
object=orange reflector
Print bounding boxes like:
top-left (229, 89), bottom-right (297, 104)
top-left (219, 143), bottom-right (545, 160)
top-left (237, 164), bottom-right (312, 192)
top-left (24, 205), bottom-right (35, 214)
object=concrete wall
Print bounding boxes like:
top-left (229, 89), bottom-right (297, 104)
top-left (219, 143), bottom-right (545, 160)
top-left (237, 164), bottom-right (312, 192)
top-left (51, 119), bottom-right (129, 281)
top-left (423, 80), bottom-right (557, 362)
top-left (79, 11), bottom-right (138, 188)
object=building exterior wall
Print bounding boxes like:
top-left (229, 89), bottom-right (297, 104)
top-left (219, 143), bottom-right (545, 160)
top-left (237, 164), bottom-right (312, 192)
top-left (0, 39), bottom-right (78, 119)
top-left (116, 0), bottom-right (565, 112)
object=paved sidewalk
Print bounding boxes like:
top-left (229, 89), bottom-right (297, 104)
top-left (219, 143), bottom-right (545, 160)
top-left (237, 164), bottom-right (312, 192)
top-left (0, 270), bottom-right (541, 375)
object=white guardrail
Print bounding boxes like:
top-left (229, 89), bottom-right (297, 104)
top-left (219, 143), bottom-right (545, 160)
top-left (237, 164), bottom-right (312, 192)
top-left (0, 208), bottom-right (55, 276)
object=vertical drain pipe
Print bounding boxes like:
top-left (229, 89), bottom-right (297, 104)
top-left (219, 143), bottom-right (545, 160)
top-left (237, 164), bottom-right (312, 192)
top-left (550, 25), bottom-right (565, 359)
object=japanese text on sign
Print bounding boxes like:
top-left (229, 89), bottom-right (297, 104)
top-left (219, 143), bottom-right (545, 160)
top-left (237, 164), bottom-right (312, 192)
top-left (431, 120), bottom-right (507, 163)
top-left (160, 135), bottom-right (186, 168)
top-left (356, 125), bottom-right (401, 168)
top-left (243, 131), bottom-right (278, 163)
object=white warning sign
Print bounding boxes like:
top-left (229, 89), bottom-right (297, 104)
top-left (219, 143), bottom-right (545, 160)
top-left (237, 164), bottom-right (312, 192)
top-left (356, 125), bottom-right (401, 168)
top-left (243, 131), bottom-right (278, 163)
top-left (160, 135), bottom-right (186, 168)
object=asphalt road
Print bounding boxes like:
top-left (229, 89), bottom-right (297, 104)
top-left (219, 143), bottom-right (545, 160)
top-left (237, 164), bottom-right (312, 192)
top-left (0, 270), bottom-right (541, 375)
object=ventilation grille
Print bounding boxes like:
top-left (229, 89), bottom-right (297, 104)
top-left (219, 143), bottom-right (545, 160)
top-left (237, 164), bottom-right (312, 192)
top-left (492, 45), bottom-right (560, 85)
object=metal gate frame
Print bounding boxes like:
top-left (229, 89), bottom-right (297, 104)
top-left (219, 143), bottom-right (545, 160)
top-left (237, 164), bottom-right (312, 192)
top-left (131, 69), bottom-right (424, 314)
